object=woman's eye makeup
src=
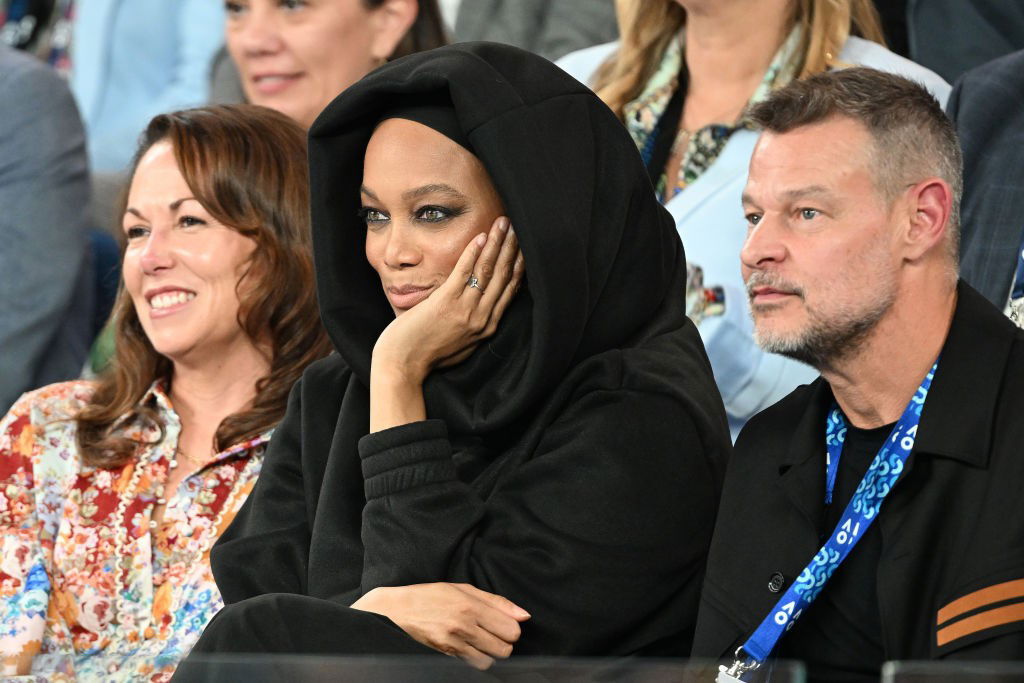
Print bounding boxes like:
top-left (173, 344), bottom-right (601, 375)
top-left (414, 205), bottom-right (467, 223)
top-left (358, 207), bottom-right (390, 226)
top-left (357, 204), bottom-right (468, 227)
top-left (125, 226), bottom-right (149, 240)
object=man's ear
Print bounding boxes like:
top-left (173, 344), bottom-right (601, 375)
top-left (369, 0), bottom-right (418, 62)
top-left (902, 177), bottom-right (954, 261)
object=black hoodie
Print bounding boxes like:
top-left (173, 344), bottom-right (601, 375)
top-left (210, 42), bottom-right (731, 656)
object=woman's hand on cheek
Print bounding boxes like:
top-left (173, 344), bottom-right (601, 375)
top-left (371, 215), bottom-right (525, 386)
top-left (350, 583), bottom-right (531, 670)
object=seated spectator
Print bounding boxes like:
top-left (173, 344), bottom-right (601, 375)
top-left (557, 0), bottom-right (950, 439)
top-left (692, 68), bottom-right (1024, 678)
top-left (222, 0), bottom-right (447, 129)
top-left (71, 0), bottom-right (227, 173)
top-left (0, 105), bottom-right (331, 680)
top-left (946, 49), bottom-right (1024, 324)
top-left (176, 42), bottom-right (731, 677)
top-left (452, 0), bottom-right (617, 62)
top-left (0, 45), bottom-right (91, 415)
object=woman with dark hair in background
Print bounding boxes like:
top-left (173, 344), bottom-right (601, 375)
top-left (176, 42), bottom-right (731, 678)
top-left (0, 105), bottom-right (331, 680)
top-left (222, 0), bottom-right (447, 129)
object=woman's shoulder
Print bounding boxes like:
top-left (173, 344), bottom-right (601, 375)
top-left (838, 36), bottom-right (951, 105)
top-left (1, 381), bottom-right (93, 484)
top-left (555, 40), bottom-right (619, 88)
top-left (4, 380), bottom-right (96, 427)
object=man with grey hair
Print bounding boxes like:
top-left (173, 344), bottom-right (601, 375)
top-left (693, 68), bottom-right (1024, 678)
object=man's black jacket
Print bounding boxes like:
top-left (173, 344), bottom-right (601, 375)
top-left (693, 281), bottom-right (1024, 663)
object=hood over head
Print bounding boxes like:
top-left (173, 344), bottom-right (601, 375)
top-left (308, 42), bottom-right (693, 435)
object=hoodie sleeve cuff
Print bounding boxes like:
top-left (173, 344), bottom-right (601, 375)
top-left (358, 419), bottom-right (456, 500)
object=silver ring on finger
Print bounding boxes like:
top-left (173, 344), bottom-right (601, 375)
top-left (466, 273), bottom-right (485, 294)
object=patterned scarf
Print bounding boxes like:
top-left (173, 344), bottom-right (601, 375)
top-left (624, 26), bottom-right (803, 201)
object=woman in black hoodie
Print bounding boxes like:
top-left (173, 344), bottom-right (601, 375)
top-left (181, 42), bottom-right (731, 672)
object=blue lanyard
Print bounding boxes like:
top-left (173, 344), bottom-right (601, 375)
top-left (824, 409), bottom-right (846, 505)
top-left (719, 360), bottom-right (938, 681)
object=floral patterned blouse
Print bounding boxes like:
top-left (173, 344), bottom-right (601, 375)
top-left (0, 381), bottom-right (269, 681)
top-left (624, 27), bottom-right (803, 201)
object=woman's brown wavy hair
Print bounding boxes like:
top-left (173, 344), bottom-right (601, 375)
top-left (76, 104), bottom-right (332, 468)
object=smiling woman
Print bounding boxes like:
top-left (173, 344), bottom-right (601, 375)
top-left (121, 142), bottom-right (260, 363)
top-left (224, 0), bottom-right (447, 129)
top-left (0, 105), bottom-right (331, 680)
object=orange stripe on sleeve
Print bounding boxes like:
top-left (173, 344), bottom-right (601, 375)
top-left (936, 602), bottom-right (1024, 648)
top-left (937, 579), bottom-right (1024, 625)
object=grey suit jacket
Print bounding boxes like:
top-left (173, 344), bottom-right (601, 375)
top-left (946, 49), bottom-right (1024, 308)
top-left (0, 46), bottom-right (93, 413)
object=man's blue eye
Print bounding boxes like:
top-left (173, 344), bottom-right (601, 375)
top-left (800, 208), bottom-right (820, 220)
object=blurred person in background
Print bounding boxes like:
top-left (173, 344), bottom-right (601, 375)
top-left (1, 0), bottom-right (74, 73)
top-left (946, 49), bottom-right (1024, 325)
top-left (451, 0), bottom-right (617, 62)
top-left (71, 0), bottom-right (226, 174)
top-left (221, 0), bottom-right (447, 129)
top-left (904, 0), bottom-right (1024, 84)
top-left (558, 0), bottom-right (949, 439)
top-left (0, 44), bottom-right (92, 415)
top-left (0, 105), bottom-right (331, 680)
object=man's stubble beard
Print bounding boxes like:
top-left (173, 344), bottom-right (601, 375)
top-left (749, 271), bottom-right (897, 372)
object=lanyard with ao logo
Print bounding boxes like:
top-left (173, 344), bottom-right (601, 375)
top-left (717, 360), bottom-right (937, 682)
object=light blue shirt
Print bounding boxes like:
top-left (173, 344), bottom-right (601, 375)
top-left (71, 0), bottom-right (226, 172)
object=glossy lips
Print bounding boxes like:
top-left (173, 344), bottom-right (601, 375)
top-left (385, 284), bottom-right (434, 310)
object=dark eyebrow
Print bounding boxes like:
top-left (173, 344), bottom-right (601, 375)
top-left (402, 184), bottom-right (467, 202)
top-left (360, 184), bottom-right (469, 203)
top-left (124, 197), bottom-right (196, 220)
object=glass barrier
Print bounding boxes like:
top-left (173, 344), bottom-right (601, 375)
top-left (172, 655), bottom-right (807, 682)
top-left (882, 661), bottom-right (1024, 683)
